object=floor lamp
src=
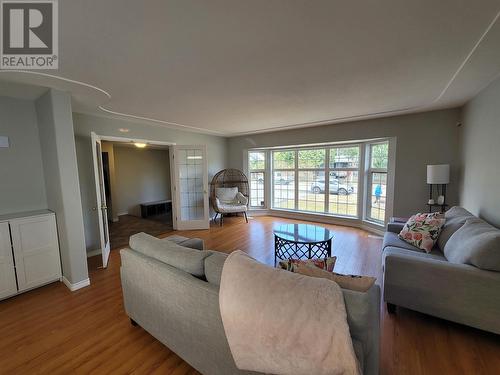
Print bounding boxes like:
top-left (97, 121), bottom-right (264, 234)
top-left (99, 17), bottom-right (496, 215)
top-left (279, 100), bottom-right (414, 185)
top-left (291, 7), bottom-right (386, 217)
top-left (427, 164), bottom-right (450, 212)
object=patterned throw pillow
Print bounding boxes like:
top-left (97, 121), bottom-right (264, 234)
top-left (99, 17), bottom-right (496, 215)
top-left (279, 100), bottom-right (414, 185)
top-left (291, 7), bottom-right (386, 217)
top-left (278, 257), bottom-right (337, 272)
top-left (398, 212), bottom-right (446, 253)
top-left (292, 264), bottom-right (376, 292)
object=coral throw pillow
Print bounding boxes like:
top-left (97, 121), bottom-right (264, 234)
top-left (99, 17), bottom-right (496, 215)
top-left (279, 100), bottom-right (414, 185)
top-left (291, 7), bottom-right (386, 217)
top-left (399, 212), bottom-right (445, 253)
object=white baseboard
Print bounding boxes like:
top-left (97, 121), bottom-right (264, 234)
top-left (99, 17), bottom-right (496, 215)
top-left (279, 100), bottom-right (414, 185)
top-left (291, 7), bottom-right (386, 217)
top-left (87, 248), bottom-right (102, 257)
top-left (62, 276), bottom-right (90, 292)
top-left (117, 211), bottom-right (129, 217)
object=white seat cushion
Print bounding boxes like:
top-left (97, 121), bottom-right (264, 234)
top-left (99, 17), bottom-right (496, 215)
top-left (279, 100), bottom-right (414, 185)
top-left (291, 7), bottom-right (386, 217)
top-left (218, 203), bottom-right (248, 213)
top-left (216, 187), bottom-right (239, 203)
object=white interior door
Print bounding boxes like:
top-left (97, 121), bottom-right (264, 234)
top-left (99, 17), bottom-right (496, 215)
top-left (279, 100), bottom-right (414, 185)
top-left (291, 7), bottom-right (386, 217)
top-left (91, 132), bottom-right (111, 267)
top-left (170, 145), bottom-right (209, 230)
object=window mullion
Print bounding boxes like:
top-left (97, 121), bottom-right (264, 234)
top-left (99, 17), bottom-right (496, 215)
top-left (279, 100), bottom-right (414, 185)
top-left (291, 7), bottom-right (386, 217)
top-left (325, 148), bottom-right (330, 214)
top-left (294, 150), bottom-right (299, 211)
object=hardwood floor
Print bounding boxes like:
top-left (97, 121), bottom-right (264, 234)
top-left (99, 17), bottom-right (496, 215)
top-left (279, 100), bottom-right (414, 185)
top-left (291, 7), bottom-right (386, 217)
top-left (0, 215), bottom-right (499, 374)
top-left (109, 214), bottom-right (173, 250)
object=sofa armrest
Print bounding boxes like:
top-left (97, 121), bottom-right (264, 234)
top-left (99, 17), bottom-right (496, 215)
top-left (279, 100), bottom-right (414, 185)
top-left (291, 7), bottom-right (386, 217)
top-left (386, 222), bottom-right (404, 233)
top-left (383, 248), bottom-right (500, 334)
top-left (236, 192), bottom-right (248, 205)
top-left (343, 285), bottom-right (380, 375)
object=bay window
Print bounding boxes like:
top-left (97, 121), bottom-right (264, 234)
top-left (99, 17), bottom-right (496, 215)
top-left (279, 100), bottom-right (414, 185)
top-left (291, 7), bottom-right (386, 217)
top-left (246, 138), bottom-right (392, 225)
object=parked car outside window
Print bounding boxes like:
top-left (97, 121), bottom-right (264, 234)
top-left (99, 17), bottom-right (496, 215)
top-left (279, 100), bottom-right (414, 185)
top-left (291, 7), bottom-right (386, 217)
top-left (310, 179), bottom-right (354, 195)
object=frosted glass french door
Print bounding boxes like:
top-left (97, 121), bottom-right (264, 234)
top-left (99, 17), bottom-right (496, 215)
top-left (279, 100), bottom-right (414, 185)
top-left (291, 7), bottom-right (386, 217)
top-left (171, 145), bottom-right (209, 230)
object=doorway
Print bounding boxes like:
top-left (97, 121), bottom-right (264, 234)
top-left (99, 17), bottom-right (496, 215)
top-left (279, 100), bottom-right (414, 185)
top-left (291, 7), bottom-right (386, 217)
top-left (90, 133), bottom-right (210, 268)
top-left (102, 140), bottom-right (173, 250)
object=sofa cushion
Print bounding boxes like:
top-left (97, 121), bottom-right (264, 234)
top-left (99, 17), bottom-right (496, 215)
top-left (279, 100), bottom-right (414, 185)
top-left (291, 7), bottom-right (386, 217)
top-left (129, 232), bottom-right (211, 277)
top-left (383, 232), bottom-right (422, 252)
top-left (444, 218), bottom-right (500, 271)
top-left (204, 251), bottom-right (228, 285)
top-left (437, 206), bottom-right (474, 250)
top-left (383, 246), bottom-right (447, 264)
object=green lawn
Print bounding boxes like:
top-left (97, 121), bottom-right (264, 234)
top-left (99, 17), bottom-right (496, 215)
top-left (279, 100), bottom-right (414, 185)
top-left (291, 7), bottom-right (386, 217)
top-left (274, 193), bottom-right (359, 216)
top-left (273, 193), bottom-right (386, 220)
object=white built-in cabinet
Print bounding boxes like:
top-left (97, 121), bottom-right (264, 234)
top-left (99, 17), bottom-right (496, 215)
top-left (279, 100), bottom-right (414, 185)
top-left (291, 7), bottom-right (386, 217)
top-left (0, 210), bottom-right (62, 300)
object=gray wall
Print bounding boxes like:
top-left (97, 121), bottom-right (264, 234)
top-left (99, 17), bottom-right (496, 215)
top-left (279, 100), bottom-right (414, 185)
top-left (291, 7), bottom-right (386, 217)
top-left (227, 109), bottom-right (461, 218)
top-left (36, 89), bottom-right (89, 284)
top-left (459, 77), bottom-right (500, 228)
top-left (114, 146), bottom-right (171, 217)
top-left (0, 95), bottom-right (47, 214)
top-left (73, 112), bottom-right (227, 252)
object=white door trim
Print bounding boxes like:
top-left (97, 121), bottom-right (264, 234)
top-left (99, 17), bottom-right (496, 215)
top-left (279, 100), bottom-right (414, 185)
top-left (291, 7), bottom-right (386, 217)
top-left (89, 132), bottom-right (177, 265)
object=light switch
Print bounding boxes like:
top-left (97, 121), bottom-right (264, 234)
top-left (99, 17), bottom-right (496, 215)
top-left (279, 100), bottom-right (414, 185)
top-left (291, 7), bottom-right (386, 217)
top-left (0, 136), bottom-right (9, 148)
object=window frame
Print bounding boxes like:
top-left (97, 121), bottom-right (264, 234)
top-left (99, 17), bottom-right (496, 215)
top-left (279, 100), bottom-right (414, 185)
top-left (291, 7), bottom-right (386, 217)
top-left (327, 145), bottom-right (362, 218)
top-left (272, 148), bottom-right (298, 210)
top-left (296, 147), bottom-right (327, 214)
top-left (247, 150), bottom-right (268, 209)
top-left (365, 141), bottom-right (389, 224)
top-left (245, 138), bottom-right (393, 227)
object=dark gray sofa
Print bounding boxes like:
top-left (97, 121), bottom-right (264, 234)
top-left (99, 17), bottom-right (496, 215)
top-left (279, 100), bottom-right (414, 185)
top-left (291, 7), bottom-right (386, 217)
top-left (120, 233), bottom-right (381, 375)
top-left (382, 207), bottom-right (500, 334)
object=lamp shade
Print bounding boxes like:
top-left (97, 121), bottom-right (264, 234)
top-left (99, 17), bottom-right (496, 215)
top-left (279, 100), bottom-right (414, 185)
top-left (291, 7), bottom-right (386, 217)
top-left (427, 164), bottom-right (450, 184)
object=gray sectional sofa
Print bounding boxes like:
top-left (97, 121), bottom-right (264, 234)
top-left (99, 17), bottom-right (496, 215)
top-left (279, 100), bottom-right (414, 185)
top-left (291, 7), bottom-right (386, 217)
top-left (120, 233), bottom-right (381, 375)
top-left (382, 206), bottom-right (500, 334)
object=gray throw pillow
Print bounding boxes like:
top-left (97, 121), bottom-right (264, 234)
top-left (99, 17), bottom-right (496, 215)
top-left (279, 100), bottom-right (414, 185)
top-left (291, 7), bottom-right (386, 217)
top-left (444, 218), bottom-right (500, 271)
top-left (129, 232), bottom-right (211, 276)
top-left (437, 206), bottom-right (474, 250)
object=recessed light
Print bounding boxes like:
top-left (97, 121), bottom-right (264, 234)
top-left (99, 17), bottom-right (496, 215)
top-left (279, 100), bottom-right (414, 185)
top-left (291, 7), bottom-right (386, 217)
top-left (119, 128), bottom-right (130, 133)
top-left (134, 142), bottom-right (147, 148)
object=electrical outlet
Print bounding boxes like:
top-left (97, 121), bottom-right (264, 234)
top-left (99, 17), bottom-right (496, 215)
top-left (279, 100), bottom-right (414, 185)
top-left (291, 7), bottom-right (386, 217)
top-left (0, 136), bottom-right (9, 148)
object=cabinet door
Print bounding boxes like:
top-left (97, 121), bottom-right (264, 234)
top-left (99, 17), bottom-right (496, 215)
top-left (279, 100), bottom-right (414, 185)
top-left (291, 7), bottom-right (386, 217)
top-left (0, 222), bottom-right (17, 299)
top-left (10, 214), bottom-right (62, 292)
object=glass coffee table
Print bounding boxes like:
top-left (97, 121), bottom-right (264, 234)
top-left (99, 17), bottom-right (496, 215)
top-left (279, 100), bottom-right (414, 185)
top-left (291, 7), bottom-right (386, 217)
top-left (273, 223), bottom-right (333, 265)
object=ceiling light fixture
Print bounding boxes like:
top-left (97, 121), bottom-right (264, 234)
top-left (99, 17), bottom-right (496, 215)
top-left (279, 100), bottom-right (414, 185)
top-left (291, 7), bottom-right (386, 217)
top-left (119, 128), bottom-right (130, 133)
top-left (134, 142), bottom-right (147, 148)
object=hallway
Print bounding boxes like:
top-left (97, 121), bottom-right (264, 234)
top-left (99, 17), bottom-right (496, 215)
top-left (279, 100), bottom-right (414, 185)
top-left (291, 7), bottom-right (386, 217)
top-left (108, 214), bottom-right (173, 250)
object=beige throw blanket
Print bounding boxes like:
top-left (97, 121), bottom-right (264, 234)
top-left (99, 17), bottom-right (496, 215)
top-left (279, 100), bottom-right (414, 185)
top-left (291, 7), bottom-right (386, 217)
top-left (219, 251), bottom-right (360, 375)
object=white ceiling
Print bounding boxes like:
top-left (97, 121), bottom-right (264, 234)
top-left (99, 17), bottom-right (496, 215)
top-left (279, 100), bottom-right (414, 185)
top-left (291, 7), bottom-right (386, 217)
top-left (1, 0), bottom-right (500, 136)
